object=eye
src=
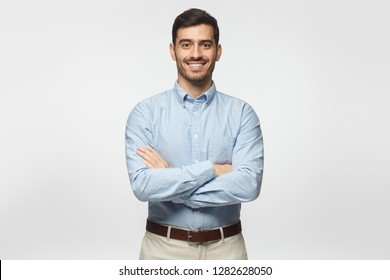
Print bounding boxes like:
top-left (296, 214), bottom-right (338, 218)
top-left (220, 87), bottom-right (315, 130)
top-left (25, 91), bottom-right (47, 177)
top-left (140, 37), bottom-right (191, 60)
top-left (203, 43), bottom-right (211, 48)
top-left (181, 43), bottom-right (191, 49)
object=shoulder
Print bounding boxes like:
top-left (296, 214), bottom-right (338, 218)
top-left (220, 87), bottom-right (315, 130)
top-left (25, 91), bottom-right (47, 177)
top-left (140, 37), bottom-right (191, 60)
top-left (216, 91), bottom-right (246, 104)
top-left (137, 89), bottom-right (173, 108)
top-left (215, 91), bottom-right (256, 114)
top-left (130, 89), bottom-right (174, 113)
top-left (214, 91), bottom-right (260, 128)
top-left (126, 89), bottom-right (173, 125)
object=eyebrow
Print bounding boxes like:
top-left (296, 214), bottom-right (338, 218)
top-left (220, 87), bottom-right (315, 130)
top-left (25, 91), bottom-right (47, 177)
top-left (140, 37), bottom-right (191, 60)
top-left (178, 39), bottom-right (214, 45)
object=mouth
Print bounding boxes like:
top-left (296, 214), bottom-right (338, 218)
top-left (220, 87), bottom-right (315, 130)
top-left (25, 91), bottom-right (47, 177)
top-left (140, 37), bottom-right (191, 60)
top-left (186, 61), bottom-right (207, 71)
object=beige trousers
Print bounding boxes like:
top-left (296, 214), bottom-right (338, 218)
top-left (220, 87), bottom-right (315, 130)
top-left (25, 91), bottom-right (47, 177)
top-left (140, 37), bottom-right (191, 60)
top-left (139, 231), bottom-right (248, 260)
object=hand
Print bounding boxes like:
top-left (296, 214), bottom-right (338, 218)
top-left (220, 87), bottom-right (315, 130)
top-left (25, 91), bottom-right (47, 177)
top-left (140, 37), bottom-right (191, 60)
top-left (137, 146), bottom-right (169, 168)
top-left (213, 164), bottom-right (232, 177)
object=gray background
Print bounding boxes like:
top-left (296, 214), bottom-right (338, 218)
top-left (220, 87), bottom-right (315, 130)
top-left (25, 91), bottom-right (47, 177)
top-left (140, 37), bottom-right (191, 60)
top-left (1, 0), bottom-right (389, 259)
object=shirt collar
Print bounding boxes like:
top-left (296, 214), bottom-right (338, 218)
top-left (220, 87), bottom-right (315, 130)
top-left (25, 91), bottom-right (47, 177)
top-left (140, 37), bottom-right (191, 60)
top-left (173, 81), bottom-right (217, 107)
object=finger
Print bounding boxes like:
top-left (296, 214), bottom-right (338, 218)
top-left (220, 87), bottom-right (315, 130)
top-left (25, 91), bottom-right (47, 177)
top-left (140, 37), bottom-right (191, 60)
top-left (137, 148), bottom-right (158, 166)
top-left (144, 146), bottom-right (169, 167)
top-left (139, 152), bottom-right (158, 168)
top-left (141, 158), bottom-right (153, 168)
top-left (138, 146), bottom-right (169, 168)
top-left (138, 147), bottom-right (166, 168)
top-left (145, 146), bottom-right (161, 158)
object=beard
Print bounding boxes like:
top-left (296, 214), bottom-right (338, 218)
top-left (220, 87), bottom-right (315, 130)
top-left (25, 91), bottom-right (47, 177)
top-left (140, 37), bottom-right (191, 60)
top-left (176, 60), bottom-right (216, 84)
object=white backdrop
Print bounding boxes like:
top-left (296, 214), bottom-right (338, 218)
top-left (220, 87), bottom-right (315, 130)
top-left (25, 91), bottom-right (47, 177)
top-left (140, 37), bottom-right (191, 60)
top-left (1, 0), bottom-right (389, 259)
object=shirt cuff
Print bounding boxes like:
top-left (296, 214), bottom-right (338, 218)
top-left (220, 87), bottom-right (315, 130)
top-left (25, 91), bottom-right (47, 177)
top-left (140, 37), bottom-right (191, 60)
top-left (172, 160), bottom-right (215, 204)
top-left (193, 160), bottom-right (215, 183)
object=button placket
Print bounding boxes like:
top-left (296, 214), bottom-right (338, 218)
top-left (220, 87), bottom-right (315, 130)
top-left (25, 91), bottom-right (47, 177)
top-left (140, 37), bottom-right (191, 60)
top-left (191, 101), bottom-right (203, 229)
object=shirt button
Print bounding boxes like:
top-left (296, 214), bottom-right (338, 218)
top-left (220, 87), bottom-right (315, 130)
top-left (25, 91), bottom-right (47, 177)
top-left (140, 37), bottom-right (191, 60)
top-left (193, 134), bottom-right (198, 138)
top-left (194, 160), bottom-right (199, 163)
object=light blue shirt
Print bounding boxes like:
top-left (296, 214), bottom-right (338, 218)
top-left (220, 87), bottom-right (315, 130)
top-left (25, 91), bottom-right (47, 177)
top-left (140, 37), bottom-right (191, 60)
top-left (125, 82), bottom-right (264, 230)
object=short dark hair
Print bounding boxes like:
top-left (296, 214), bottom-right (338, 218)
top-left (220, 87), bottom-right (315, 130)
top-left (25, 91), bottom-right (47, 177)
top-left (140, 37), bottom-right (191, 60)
top-left (172, 8), bottom-right (220, 45)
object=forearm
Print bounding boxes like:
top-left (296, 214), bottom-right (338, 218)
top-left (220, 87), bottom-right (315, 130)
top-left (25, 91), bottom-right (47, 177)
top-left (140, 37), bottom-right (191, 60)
top-left (128, 160), bottom-right (215, 202)
top-left (177, 161), bottom-right (263, 208)
top-left (178, 106), bottom-right (265, 208)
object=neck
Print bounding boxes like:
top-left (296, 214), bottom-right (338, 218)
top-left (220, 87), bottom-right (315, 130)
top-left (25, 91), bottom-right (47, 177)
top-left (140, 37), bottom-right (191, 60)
top-left (177, 77), bottom-right (213, 99)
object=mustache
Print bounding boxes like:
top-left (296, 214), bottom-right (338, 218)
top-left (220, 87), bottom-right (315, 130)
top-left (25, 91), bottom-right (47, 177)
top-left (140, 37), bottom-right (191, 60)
top-left (184, 57), bottom-right (208, 63)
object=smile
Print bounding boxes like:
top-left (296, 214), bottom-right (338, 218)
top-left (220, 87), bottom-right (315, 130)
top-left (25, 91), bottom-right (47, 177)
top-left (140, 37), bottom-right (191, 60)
top-left (186, 62), bottom-right (207, 69)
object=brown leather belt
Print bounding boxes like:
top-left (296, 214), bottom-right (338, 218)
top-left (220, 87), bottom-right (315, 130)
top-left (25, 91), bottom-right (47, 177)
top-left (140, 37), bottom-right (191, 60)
top-left (146, 219), bottom-right (242, 243)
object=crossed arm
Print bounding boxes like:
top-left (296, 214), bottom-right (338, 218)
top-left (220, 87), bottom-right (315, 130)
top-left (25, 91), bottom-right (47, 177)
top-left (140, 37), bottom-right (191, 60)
top-left (137, 146), bottom-right (232, 177)
top-left (126, 102), bottom-right (263, 208)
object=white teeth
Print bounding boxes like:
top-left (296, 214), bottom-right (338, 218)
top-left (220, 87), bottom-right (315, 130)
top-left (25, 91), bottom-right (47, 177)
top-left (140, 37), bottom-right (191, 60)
top-left (189, 64), bottom-right (202, 67)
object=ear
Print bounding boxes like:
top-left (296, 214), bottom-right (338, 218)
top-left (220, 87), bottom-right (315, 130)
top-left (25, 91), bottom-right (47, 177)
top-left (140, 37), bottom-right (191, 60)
top-left (169, 43), bottom-right (176, 61)
top-left (216, 44), bottom-right (222, 61)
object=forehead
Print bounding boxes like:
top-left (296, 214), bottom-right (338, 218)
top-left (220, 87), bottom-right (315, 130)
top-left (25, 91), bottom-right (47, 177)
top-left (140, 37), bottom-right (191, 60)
top-left (176, 24), bottom-right (215, 42)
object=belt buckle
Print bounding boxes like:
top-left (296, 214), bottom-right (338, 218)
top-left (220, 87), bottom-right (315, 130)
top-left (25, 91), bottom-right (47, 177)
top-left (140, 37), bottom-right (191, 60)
top-left (187, 230), bottom-right (204, 245)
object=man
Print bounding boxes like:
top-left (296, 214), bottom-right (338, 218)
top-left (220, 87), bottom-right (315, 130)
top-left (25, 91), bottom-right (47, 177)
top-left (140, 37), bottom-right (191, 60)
top-left (125, 8), bottom-right (264, 260)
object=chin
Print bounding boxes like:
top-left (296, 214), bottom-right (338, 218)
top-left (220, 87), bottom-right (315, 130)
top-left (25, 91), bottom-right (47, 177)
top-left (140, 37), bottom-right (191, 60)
top-left (186, 72), bottom-right (208, 81)
top-left (188, 76), bottom-right (209, 83)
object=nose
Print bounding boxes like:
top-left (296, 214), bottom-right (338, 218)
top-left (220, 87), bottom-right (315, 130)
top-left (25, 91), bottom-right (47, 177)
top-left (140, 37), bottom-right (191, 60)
top-left (190, 45), bottom-right (202, 59)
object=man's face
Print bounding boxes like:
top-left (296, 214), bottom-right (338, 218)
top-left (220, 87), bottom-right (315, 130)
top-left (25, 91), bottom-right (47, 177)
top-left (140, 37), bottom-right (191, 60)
top-left (170, 24), bottom-right (222, 86)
